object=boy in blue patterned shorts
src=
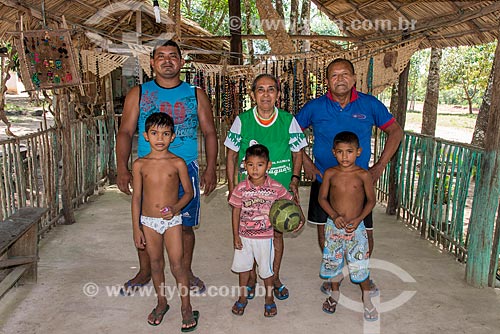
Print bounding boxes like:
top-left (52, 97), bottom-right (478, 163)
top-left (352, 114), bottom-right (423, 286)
top-left (318, 131), bottom-right (378, 321)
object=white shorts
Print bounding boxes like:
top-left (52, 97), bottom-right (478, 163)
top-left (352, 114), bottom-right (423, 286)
top-left (231, 237), bottom-right (274, 279)
top-left (141, 215), bottom-right (182, 234)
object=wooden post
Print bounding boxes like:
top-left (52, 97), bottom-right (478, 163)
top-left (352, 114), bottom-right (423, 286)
top-left (466, 33), bottom-right (500, 287)
top-left (229, 0), bottom-right (243, 65)
top-left (56, 91), bottom-right (76, 224)
top-left (386, 60), bottom-right (409, 215)
top-left (105, 74), bottom-right (116, 183)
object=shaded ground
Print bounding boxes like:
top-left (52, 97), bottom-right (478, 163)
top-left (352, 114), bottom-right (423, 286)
top-left (0, 185), bottom-right (499, 334)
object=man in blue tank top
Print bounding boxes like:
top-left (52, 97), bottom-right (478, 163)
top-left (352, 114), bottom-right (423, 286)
top-left (117, 40), bottom-right (218, 305)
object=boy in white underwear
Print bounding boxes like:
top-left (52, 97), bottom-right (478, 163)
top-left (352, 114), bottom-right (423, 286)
top-left (131, 112), bottom-right (198, 331)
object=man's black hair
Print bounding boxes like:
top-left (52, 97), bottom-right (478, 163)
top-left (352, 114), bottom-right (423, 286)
top-left (151, 40), bottom-right (182, 58)
top-left (333, 131), bottom-right (360, 148)
top-left (245, 144), bottom-right (270, 162)
top-left (326, 58), bottom-right (356, 76)
top-left (145, 112), bottom-right (175, 132)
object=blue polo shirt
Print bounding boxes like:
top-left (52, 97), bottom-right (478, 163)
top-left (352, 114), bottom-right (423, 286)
top-left (295, 88), bottom-right (395, 182)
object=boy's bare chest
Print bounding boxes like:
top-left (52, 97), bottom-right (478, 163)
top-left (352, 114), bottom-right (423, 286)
top-left (141, 163), bottom-right (178, 184)
top-left (330, 173), bottom-right (363, 194)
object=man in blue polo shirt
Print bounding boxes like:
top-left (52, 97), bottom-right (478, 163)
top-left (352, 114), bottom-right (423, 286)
top-left (295, 58), bottom-right (403, 296)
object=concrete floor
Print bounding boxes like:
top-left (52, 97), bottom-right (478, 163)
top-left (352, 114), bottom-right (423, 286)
top-left (1, 185), bottom-right (499, 334)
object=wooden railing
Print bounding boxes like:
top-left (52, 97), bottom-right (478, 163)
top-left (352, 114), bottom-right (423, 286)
top-left (373, 130), bottom-right (500, 286)
top-left (0, 115), bottom-right (114, 237)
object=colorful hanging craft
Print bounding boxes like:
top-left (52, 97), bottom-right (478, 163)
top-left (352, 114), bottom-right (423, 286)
top-left (15, 29), bottom-right (81, 90)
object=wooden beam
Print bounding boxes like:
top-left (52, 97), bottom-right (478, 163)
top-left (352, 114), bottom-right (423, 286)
top-left (0, 264), bottom-right (29, 299)
top-left (0, 256), bottom-right (36, 269)
top-left (427, 25), bottom-right (497, 41)
top-left (180, 34), bottom-right (358, 42)
top-left (0, 0), bottom-right (43, 20)
top-left (450, 1), bottom-right (482, 35)
top-left (109, 11), bottom-right (134, 35)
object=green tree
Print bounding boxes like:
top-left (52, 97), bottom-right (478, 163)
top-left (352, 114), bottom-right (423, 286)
top-left (180, 0), bottom-right (229, 35)
top-left (440, 43), bottom-right (495, 114)
top-left (408, 48), bottom-right (430, 110)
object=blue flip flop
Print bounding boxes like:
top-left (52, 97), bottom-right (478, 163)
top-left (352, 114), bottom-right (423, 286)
top-left (232, 300), bottom-right (248, 316)
top-left (264, 303), bottom-right (277, 317)
top-left (273, 284), bottom-right (289, 300)
top-left (120, 279), bottom-right (150, 296)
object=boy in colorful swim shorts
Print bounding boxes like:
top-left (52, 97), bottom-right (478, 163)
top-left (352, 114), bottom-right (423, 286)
top-left (318, 131), bottom-right (378, 321)
top-left (131, 112), bottom-right (199, 331)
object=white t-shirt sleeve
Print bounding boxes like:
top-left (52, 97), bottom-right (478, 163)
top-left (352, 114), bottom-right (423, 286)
top-left (224, 116), bottom-right (242, 152)
top-left (289, 117), bottom-right (308, 152)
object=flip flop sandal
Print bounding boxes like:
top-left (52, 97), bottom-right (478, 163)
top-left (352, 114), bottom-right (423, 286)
top-left (246, 285), bottom-right (256, 300)
top-left (320, 278), bottom-right (344, 296)
top-left (320, 281), bottom-right (332, 295)
top-left (273, 284), bottom-right (289, 300)
top-left (120, 279), bottom-right (150, 296)
top-left (147, 304), bottom-right (170, 326)
top-left (369, 279), bottom-right (380, 297)
top-left (322, 297), bottom-right (337, 314)
top-left (231, 300), bottom-right (248, 316)
top-left (189, 277), bottom-right (207, 294)
top-left (181, 310), bottom-right (199, 332)
top-left (264, 303), bottom-right (277, 317)
top-left (364, 307), bottom-right (379, 322)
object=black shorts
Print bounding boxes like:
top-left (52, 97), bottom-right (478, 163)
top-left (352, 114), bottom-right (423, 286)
top-left (307, 180), bottom-right (373, 230)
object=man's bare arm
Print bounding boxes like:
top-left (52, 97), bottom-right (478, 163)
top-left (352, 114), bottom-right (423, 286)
top-left (302, 149), bottom-right (321, 181)
top-left (369, 121), bottom-right (403, 183)
top-left (289, 149), bottom-right (303, 201)
top-left (196, 87), bottom-right (218, 196)
top-left (226, 148), bottom-right (238, 200)
top-left (116, 86), bottom-right (140, 195)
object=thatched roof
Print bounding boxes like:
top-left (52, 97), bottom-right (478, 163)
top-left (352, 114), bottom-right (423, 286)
top-left (0, 0), bottom-right (498, 64)
top-left (0, 0), bottom-right (228, 63)
top-left (312, 0), bottom-right (500, 49)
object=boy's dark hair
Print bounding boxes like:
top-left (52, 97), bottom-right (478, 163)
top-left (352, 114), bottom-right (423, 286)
top-left (245, 144), bottom-right (270, 162)
top-left (145, 112), bottom-right (175, 132)
top-left (251, 73), bottom-right (280, 93)
top-left (151, 40), bottom-right (182, 58)
top-left (333, 131), bottom-right (360, 148)
top-left (327, 58), bottom-right (355, 76)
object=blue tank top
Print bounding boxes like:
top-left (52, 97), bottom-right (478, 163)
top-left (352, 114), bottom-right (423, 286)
top-left (137, 80), bottom-right (199, 164)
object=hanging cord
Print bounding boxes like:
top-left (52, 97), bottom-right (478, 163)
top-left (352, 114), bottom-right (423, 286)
top-left (95, 56), bottom-right (101, 96)
top-left (367, 56), bottom-right (374, 95)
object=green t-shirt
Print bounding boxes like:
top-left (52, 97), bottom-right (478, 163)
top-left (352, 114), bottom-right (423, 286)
top-left (224, 107), bottom-right (308, 188)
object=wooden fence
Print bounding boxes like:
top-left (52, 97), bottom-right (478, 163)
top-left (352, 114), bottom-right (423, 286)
top-left (1, 115), bottom-right (498, 285)
top-left (0, 115), bottom-right (114, 236)
top-left (374, 131), bottom-right (500, 285)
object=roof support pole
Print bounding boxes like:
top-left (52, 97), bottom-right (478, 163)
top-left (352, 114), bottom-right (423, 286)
top-left (466, 26), bottom-right (500, 288)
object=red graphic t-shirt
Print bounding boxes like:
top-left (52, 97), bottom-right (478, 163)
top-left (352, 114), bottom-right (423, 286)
top-left (229, 176), bottom-right (292, 239)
